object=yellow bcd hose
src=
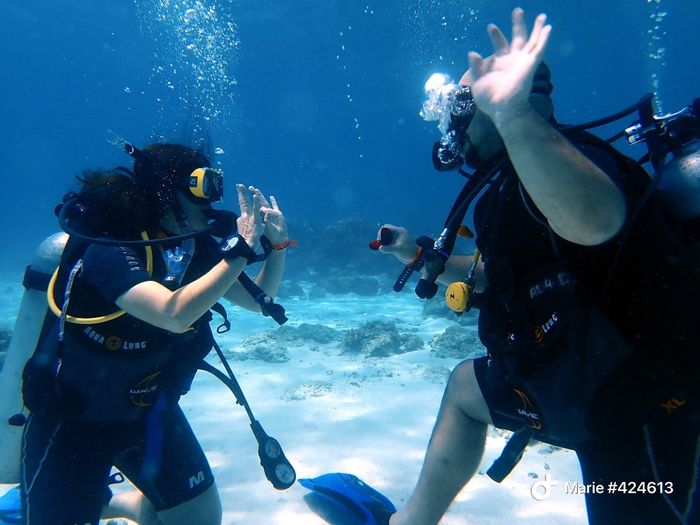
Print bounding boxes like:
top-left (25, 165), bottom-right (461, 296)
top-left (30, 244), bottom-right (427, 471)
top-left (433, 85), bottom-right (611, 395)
top-left (47, 232), bottom-right (154, 324)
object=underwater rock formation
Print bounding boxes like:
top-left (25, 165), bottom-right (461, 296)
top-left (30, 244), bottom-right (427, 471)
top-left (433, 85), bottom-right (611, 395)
top-left (229, 323), bottom-right (343, 363)
top-left (430, 324), bottom-right (485, 359)
top-left (277, 323), bottom-right (343, 344)
top-left (283, 380), bottom-right (334, 401)
top-left (342, 320), bottom-right (423, 357)
top-left (227, 320), bottom-right (428, 362)
top-left (234, 335), bottom-right (290, 363)
top-left (421, 293), bottom-right (478, 325)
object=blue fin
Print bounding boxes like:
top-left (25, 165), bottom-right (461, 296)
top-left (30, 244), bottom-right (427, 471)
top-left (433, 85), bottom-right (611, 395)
top-left (0, 486), bottom-right (21, 524)
top-left (299, 472), bottom-right (395, 525)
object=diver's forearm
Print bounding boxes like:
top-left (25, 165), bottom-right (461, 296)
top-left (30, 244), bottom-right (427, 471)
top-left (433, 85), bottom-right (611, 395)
top-left (254, 249), bottom-right (286, 297)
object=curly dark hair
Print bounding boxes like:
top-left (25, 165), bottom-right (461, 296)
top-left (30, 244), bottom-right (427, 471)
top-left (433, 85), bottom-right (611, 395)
top-left (132, 143), bottom-right (211, 216)
top-left (60, 143), bottom-right (211, 239)
top-left (68, 169), bottom-right (159, 239)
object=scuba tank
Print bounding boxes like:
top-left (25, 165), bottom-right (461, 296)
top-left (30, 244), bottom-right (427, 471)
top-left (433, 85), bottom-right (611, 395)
top-left (625, 95), bottom-right (700, 221)
top-left (620, 95), bottom-right (700, 268)
top-left (0, 232), bottom-right (67, 484)
top-left (657, 140), bottom-right (700, 218)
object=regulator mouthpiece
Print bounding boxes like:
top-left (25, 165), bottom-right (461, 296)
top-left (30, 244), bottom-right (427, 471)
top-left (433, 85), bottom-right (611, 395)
top-left (421, 73), bottom-right (477, 172)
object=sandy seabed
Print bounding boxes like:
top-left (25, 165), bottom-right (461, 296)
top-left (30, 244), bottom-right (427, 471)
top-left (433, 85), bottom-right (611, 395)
top-left (0, 279), bottom-right (587, 525)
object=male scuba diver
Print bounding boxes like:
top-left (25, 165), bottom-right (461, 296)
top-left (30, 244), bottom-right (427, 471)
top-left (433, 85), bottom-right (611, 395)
top-left (301, 7), bottom-right (700, 525)
top-left (18, 142), bottom-right (290, 525)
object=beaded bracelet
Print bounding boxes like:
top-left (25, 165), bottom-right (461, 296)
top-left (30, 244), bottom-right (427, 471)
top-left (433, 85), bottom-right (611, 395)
top-left (272, 239), bottom-right (297, 251)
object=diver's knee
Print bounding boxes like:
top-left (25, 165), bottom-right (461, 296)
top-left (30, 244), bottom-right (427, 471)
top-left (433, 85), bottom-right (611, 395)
top-left (446, 359), bottom-right (491, 424)
top-left (447, 360), bottom-right (478, 394)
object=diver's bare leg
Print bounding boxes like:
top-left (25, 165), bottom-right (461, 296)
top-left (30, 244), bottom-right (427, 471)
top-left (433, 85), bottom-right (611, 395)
top-left (102, 483), bottom-right (221, 525)
top-left (391, 360), bottom-right (491, 525)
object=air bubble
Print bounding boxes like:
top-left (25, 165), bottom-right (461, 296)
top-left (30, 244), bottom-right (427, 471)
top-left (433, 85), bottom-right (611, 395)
top-left (135, 0), bottom-right (241, 135)
top-left (184, 8), bottom-right (197, 24)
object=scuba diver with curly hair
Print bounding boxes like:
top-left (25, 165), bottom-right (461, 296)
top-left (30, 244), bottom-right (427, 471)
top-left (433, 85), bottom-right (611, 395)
top-left (18, 142), bottom-right (290, 525)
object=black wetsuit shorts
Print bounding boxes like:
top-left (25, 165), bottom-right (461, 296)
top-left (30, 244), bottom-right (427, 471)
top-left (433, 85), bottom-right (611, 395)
top-left (473, 355), bottom-right (700, 524)
top-left (20, 404), bottom-right (215, 525)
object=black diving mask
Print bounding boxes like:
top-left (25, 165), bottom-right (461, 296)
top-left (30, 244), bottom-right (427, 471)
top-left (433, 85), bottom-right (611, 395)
top-left (420, 73), bottom-right (477, 171)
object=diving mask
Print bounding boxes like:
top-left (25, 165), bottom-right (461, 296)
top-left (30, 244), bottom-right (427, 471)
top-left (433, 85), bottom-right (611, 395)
top-left (107, 130), bottom-right (224, 203)
top-left (189, 167), bottom-right (224, 203)
top-left (420, 73), bottom-right (477, 171)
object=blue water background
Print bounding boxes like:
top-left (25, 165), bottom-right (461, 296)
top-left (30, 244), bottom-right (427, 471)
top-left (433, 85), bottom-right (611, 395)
top-left (0, 0), bottom-right (696, 276)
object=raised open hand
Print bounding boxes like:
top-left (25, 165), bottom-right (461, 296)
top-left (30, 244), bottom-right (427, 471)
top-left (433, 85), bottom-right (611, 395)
top-left (258, 191), bottom-right (288, 245)
top-left (235, 184), bottom-right (264, 249)
top-left (459, 8), bottom-right (551, 121)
